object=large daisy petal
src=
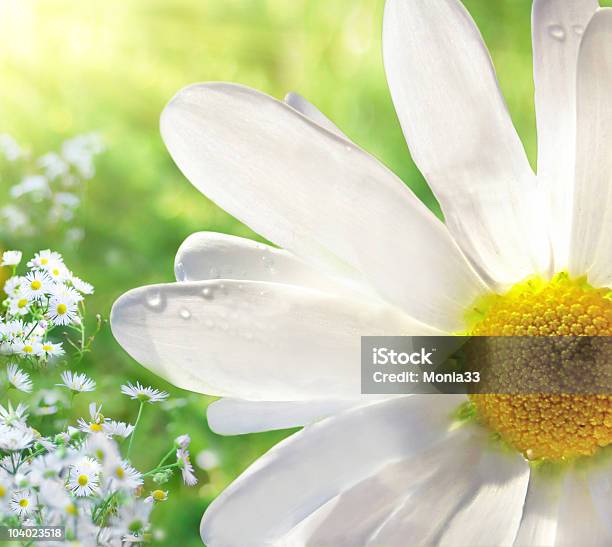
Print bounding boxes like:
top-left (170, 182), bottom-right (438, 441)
top-left (383, 0), bottom-right (551, 287)
top-left (207, 398), bottom-right (369, 435)
top-left (284, 92), bottom-right (349, 140)
top-left (110, 280), bottom-right (442, 401)
top-left (174, 231), bottom-right (358, 294)
top-left (160, 82), bottom-right (485, 332)
top-left (200, 395), bottom-right (465, 546)
top-left (532, 0), bottom-right (599, 269)
top-left (569, 8), bottom-right (612, 285)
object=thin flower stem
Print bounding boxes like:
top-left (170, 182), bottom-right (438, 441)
top-left (127, 401), bottom-right (145, 459)
top-left (142, 462), bottom-right (179, 478)
top-left (156, 447), bottom-right (176, 468)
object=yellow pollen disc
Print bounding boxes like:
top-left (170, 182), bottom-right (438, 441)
top-left (57, 303), bottom-right (67, 315)
top-left (115, 467), bottom-right (125, 479)
top-left (66, 503), bottom-right (77, 515)
top-left (19, 498), bottom-right (29, 507)
top-left (24, 345), bottom-right (33, 353)
top-left (40, 258), bottom-right (48, 265)
top-left (0, 485), bottom-right (5, 497)
top-left (468, 274), bottom-right (612, 461)
top-left (77, 475), bottom-right (89, 486)
top-left (30, 280), bottom-right (42, 290)
top-left (152, 489), bottom-right (167, 501)
top-left (90, 423), bottom-right (103, 432)
top-left (17, 299), bottom-right (27, 308)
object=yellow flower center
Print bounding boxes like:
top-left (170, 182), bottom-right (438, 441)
top-left (77, 474), bottom-right (89, 486)
top-left (89, 423), bottom-right (103, 432)
top-left (30, 280), bottom-right (42, 290)
top-left (40, 258), bottom-right (48, 265)
top-left (115, 466), bottom-right (125, 479)
top-left (0, 485), bottom-right (5, 497)
top-left (65, 503), bottom-right (77, 515)
top-left (17, 298), bottom-right (28, 308)
top-left (23, 345), bottom-right (33, 353)
top-left (468, 274), bottom-right (611, 461)
top-left (19, 498), bottom-right (29, 507)
top-left (57, 303), bottom-right (67, 315)
top-left (152, 489), bottom-right (167, 501)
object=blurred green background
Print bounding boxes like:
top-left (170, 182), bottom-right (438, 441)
top-left (1, 0), bottom-right (608, 543)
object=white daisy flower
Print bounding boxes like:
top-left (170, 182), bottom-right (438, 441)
top-left (145, 489), bottom-right (168, 503)
top-left (24, 270), bottom-right (52, 301)
top-left (46, 260), bottom-right (70, 283)
top-left (70, 275), bottom-right (95, 295)
top-left (27, 249), bottom-right (63, 270)
top-left (1, 250), bottom-right (22, 267)
top-left (0, 424), bottom-right (34, 451)
top-left (110, 1), bottom-right (612, 545)
top-left (7, 290), bottom-right (32, 316)
top-left (86, 432), bottom-right (120, 463)
top-left (77, 403), bottom-right (107, 434)
top-left (68, 457), bottom-right (100, 497)
top-left (176, 448), bottom-right (197, 486)
top-left (120, 382), bottom-right (169, 404)
top-left (175, 434), bottom-right (191, 449)
top-left (6, 363), bottom-right (33, 392)
top-left (58, 370), bottom-right (96, 393)
top-left (2, 276), bottom-right (23, 297)
top-left (0, 468), bottom-right (12, 511)
top-left (105, 460), bottom-right (143, 491)
top-left (102, 420), bottom-right (135, 439)
top-left (41, 341), bottom-right (65, 359)
top-left (9, 489), bottom-right (35, 518)
top-left (47, 291), bottom-right (79, 326)
top-left (109, 499), bottom-right (152, 540)
top-left (0, 402), bottom-right (29, 428)
top-left (11, 339), bottom-right (43, 359)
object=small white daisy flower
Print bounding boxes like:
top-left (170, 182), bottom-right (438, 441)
top-left (145, 489), bottom-right (168, 503)
top-left (102, 420), bottom-right (135, 439)
top-left (9, 489), bottom-right (35, 518)
top-left (1, 250), bottom-right (22, 267)
top-left (105, 460), bottom-right (143, 491)
top-left (2, 276), bottom-right (23, 297)
top-left (0, 425), bottom-right (34, 451)
top-left (58, 370), bottom-right (96, 393)
top-left (120, 382), bottom-right (169, 404)
top-left (68, 457), bottom-right (100, 497)
top-left (70, 275), bottom-right (94, 295)
top-left (11, 339), bottom-right (43, 359)
top-left (27, 249), bottom-right (63, 270)
top-left (77, 403), bottom-right (107, 434)
top-left (46, 260), bottom-right (70, 283)
top-left (176, 448), bottom-right (198, 486)
top-left (175, 434), bottom-right (191, 449)
top-left (24, 270), bottom-right (52, 301)
top-left (86, 432), bottom-right (120, 463)
top-left (0, 402), bottom-right (29, 428)
top-left (47, 292), bottom-right (79, 326)
top-left (8, 290), bottom-right (32, 316)
top-left (6, 364), bottom-right (33, 392)
top-left (41, 341), bottom-right (65, 359)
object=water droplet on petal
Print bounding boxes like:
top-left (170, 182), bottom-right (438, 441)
top-left (202, 287), bottom-right (214, 300)
top-left (145, 289), bottom-right (165, 310)
top-left (175, 261), bottom-right (186, 282)
top-left (179, 308), bottom-right (191, 320)
top-left (548, 24), bottom-right (566, 41)
top-left (572, 24), bottom-right (584, 36)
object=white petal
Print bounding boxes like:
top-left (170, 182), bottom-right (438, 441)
top-left (161, 82), bottom-right (485, 332)
top-left (200, 395), bottom-right (465, 546)
top-left (110, 280), bottom-right (441, 401)
top-left (285, 430), bottom-right (481, 546)
top-left (569, 8), bottom-right (612, 285)
top-left (207, 398), bottom-right (368, 435)
top-left (555, 471), bottom-right (612, 545)
top-left (532, 0), bottom-right (599, 269)
top-left (174, 231), bottom-right (358, 294)
top-left (284, 92), bottom-right (349, 139)
top-left (587, 465), bottom-right (612, 536)
top-left (371, 441), bottom-right (529, 546)
top-left (383, 0), bottom-right (551, 287)
top-left (513, 470), bottom-right (562, 546)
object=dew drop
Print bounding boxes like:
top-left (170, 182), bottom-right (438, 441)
top-left (572, 24), bottom-right (584, 36)
top-left (175, 261), bottom-right (186, 282)
top-left (548, 24), bottom-right (566, 41)
top-left (179, 308), bottom-right (191, 320)
top-left (145, 289), bottom-right (164, 310)
top-left (202, 287), bottom-right (214, 300)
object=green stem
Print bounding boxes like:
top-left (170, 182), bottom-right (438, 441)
top-left (126, 401), bottom-right (144, 459)
top-left (142, 462), bottom-right (179, 478)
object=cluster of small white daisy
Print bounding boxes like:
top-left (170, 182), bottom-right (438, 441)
top-left (0, 382), bottom-right (197, 543)
top-left (0, 133), bottom-right (103, 243)
top-left (1, 249), bottom-right (96, 397)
